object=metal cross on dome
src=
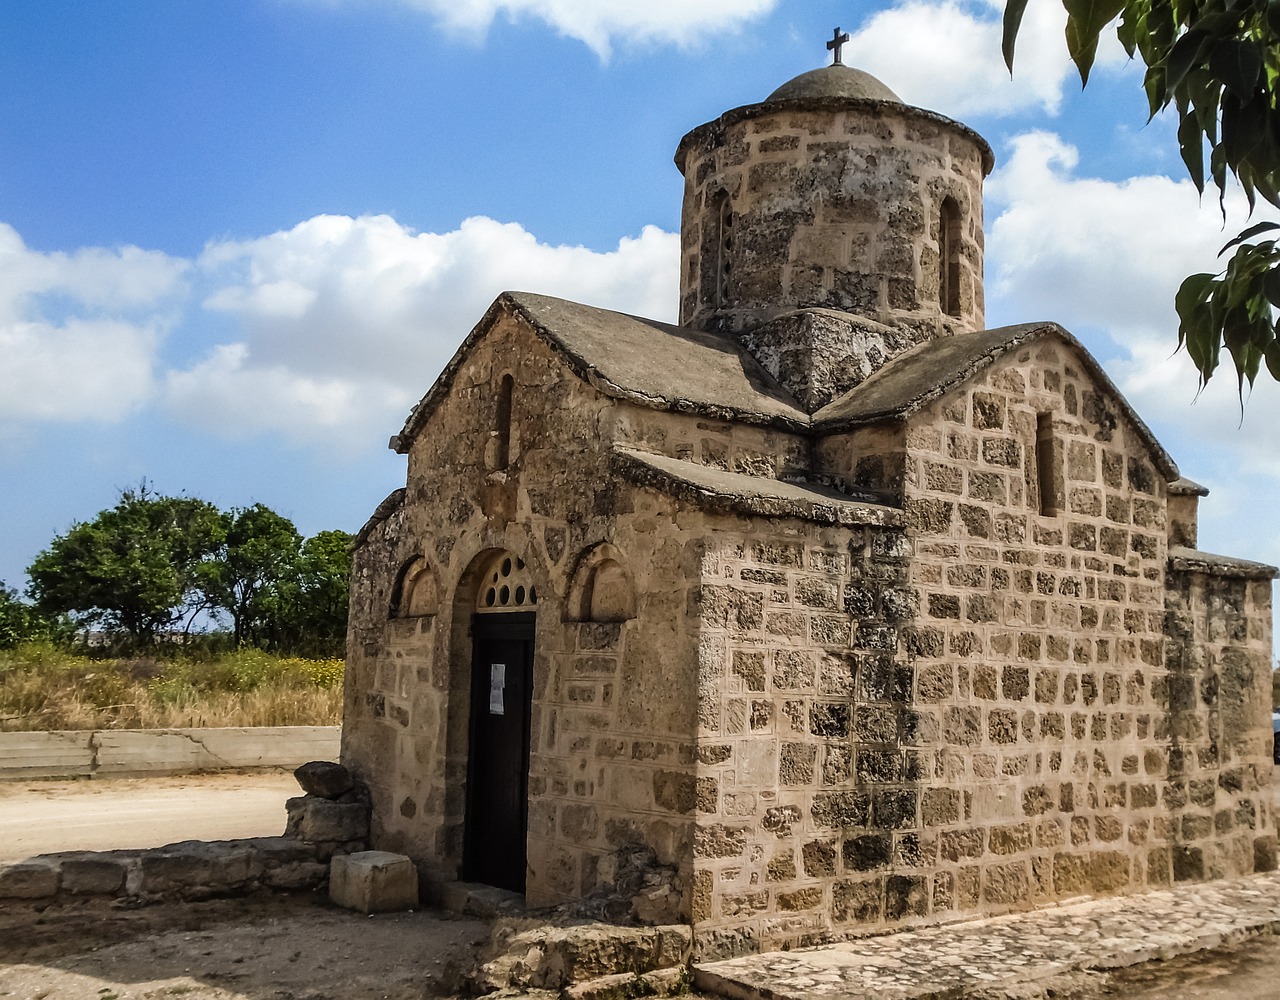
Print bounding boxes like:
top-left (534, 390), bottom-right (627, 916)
top-left (827, 26), bottom-right (850, 65)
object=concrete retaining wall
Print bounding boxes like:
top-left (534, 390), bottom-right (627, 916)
top-left (0, 726), bottom-right (341, 779)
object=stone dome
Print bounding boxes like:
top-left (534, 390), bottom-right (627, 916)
top-left (765, 64), bottom-right (901, 103)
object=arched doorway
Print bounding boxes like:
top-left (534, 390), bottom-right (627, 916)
top-left (464, 550), bottom-right (538, 892)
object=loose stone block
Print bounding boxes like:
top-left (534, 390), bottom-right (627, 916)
top-left (330, 851), bottom-right (419, 914)
top-left (0, 861), bottom-right (58, 898)
top-left (285, 796), bottom-right (370, 843)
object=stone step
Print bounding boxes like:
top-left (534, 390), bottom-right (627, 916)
top-left (441, 879), bottom-right (526, 918)
top-left (693, 870), bottom-right (1280, 1000)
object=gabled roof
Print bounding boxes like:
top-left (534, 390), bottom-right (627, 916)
top-left (812, 321), bottom-right (1179, 481)
top-left (392, 292), bottom-right (1179, 484)
top-left (393, 292), bottom-right (808, 452)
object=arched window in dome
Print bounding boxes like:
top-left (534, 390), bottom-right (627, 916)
top-left (939, 196), bottom-right (962, 317)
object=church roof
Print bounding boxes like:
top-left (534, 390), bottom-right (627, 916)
top-left (1169, 545), bottom-right (1277, 579)
top-left (766, 64), bottom-right (901, 103)
top-left (812, 321), bottom-right (1180, 480)
top-left (394, 292), bottom-right (1180, 484)
top-left (393, 292), bottom-right (809, 452)
top-left (614, 446), bottom-right (901, 527)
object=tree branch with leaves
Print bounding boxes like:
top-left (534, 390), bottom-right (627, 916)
top-left (1003, 0), bottom-right (1280, 393)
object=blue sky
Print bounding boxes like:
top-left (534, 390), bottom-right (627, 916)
top-left (2, 0), bottom-right (1277, 614)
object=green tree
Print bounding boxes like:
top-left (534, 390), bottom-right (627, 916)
top-left (199, 504), bottom-right (303, 647)
top-left (0, 581), bottom-right (47, 648)
top-left (295, 529), bottom-right (353, 652)
top-left (258, 529), bottom-right (353, 656)
top-left (27, 485), bottom-right (225, 644)
top-left (1003, 0), bottom-right (1280, 393)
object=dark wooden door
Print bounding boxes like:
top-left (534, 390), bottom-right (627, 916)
top-left (464, 612), bottom-right (535, 892)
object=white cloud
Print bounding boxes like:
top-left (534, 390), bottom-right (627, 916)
top-left (310, 0), bottom-right (777, 58)
top-left (986, 129), bottom-right (1280, 566)
top-left (844, 0), bottom-right (1132, 117)
top-left (163, 214), bottom-right (680, 449)
top-left (0, 223), bottom-right (185, 424)
top-left (986, 130), bottom-right (1247, 333)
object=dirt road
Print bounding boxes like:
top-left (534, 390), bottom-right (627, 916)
top-left (0, 771), bottom-right (298, 861)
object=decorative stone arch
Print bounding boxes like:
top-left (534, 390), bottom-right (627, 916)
top-left (390, 556), bottom-right (439, 618)
top-left (473, 549), bottom-right (540, 614)
top-left (565, 542), bottom-right (637, 623)
top-left (443, 543), bottom-right (543, 892)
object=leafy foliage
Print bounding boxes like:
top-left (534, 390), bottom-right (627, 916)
top-left (27, 485), bottom-right (225, 644)
top-left (24, 487), bottom-right (352, 655)
top-left (1003, 0), bottom-right (1280, 392)
top-left (198, 504), bottom-right (303, 648)
top-left (0, 582), bottom-right (51, 649)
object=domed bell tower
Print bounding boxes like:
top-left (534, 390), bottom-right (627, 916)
top-left (674, 44), bottom-right (994, 412)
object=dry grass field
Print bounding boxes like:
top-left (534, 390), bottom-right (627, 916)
top-left (0, 643), bottom-right (343, 731)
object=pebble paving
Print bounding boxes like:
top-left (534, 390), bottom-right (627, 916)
top-left (694, 871), bottom-right (1280, 1000)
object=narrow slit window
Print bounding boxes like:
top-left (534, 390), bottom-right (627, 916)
top-left (495, 374), bottom-right (514, 470)
top-left (939, 196), bottom-right (962, 317)
top-left (715, 194), bottom-right (733, 307)
top-left (1035, 412), bottom-right (1060, 516)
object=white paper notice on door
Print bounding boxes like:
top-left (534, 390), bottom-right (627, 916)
top-left (489, 663), bottom-right (506, 715)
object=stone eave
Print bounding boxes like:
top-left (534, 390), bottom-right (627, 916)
top-left (354, 488), bottom-right (406, 548)
top-left (1169, 477), bottom-right (1209, 497)
top-left (613, 445), bottom-right (902, 527)
top-left (392, 293), bottom-right (810, 454)
top-left (674, 97), bottom-right (995, 177)
top-left (1169, 545), bottom-right (1278, 580)
top-left (811, 322), bottom-right (1181, 483)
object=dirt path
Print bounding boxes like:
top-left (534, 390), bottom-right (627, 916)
top-left (0, 771), bottom-right (298, 861)
top-left (0, 894), bottom-right (491, 1000)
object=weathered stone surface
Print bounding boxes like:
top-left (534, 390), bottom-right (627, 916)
top-left (0, 861), bottom-right (58, 898)
top-left (285, 796), bottom-right (370, 844)
top-left (60, 856), bottom-right (127, 895)
top-left (294, 760), bottom-right (355, 799)
top-left (474, 921), bottom-right (693, 991)
top-left (695, 870), bottom-right (1280, 1000)
top-left (330, 850), bottom-right (419, 914)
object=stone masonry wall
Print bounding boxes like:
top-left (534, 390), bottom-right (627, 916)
top-left (888, 339), bottom-right (1181, 925)
top-left (685, 336), bottom-right (1273, 957)
top-left (1164, 564), bottom-right (1275, 880)
top-left (689, 517), bottom-right (919, 957)
top-left (346, 311), bottom-right (710, 909)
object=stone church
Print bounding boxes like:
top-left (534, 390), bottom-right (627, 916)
top-left (343, 54), bottom-right (1277, 955)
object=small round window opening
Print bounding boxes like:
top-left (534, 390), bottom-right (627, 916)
top-left (476, 551), bottom-right (538, 614)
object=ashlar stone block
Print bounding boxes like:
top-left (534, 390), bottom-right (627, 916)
top-left (330, 851), bottom-right (419, 914)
